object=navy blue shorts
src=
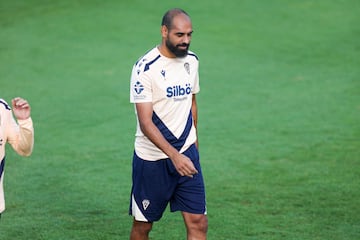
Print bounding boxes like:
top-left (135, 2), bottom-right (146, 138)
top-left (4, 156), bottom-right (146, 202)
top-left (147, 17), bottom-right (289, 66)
top-left (129, 144), bottom-right (206, 222)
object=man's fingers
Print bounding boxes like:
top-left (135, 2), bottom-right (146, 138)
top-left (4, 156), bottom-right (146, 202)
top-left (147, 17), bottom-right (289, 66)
top-left (178, 167), bottom-right (197, 177)
top-left (12, 98), bottom-right (29, 109)
top-left (174, 154), bottom-right (198, 177)
top-left (185, 167), bottom-right (198, 178)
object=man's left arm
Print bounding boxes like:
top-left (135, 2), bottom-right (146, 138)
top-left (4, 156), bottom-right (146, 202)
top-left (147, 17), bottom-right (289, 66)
top-left (191, 94), bottom-right (199, 149)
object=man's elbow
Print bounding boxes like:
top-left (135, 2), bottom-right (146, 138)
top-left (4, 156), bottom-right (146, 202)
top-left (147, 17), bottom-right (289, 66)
top-left (17, 140), bottom-right (34, 157)
top-left (17, 147), bottom-right (33, 157)
top-left (139, 122), bottom-right (149, 134)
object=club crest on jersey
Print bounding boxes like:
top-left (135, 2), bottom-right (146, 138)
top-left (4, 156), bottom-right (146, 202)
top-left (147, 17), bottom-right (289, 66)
top-left (184, 62), bottom-right (190, 74)
top-left (134, 81), bottom-right (144, 94)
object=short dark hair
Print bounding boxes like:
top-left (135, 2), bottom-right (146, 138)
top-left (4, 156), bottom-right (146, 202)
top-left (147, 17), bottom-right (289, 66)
top-left (161, 8), bottom-right (189, 30)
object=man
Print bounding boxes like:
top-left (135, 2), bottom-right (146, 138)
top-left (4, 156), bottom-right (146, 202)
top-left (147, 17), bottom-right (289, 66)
top-left (129, 8), bottom-right (208, 240)
top-left (0, 97), bottom-right (34, 217)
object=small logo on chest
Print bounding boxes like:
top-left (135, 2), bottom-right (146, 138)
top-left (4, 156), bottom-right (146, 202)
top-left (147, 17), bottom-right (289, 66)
top-left (161, 70), bottom-right (166, 78)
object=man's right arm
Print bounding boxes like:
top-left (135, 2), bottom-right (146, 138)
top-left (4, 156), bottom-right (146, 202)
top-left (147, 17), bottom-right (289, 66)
top-left (135, 102), bottom-right (198, 177)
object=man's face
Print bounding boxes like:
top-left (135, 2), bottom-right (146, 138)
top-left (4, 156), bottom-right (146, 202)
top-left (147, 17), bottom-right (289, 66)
top-left (165, 14), bottom-right (193, 58)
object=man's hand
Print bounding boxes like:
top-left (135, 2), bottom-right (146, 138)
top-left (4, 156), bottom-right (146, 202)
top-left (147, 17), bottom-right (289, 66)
top-left (171, 152), bottom-right (198, 178)
top-left (12, 97), bottom-right (31, 120)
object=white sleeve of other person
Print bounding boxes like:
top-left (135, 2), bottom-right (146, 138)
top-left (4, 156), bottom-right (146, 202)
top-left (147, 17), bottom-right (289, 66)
top-left (0, 99), bottom-right (34, 213)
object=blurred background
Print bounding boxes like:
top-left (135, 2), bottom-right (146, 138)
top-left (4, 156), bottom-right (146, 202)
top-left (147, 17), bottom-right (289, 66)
top-left (0, 0), bottom-right (359, 239)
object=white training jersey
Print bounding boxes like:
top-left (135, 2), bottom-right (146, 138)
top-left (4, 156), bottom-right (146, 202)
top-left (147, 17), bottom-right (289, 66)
top-left (130, 46), bottom-right (200, 161)
top-left (0, 99), bottom-right (34, 213)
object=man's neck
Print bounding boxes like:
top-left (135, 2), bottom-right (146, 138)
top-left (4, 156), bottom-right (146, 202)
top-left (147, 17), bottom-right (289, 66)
top-left (157, 45), bottom-right (176, 58)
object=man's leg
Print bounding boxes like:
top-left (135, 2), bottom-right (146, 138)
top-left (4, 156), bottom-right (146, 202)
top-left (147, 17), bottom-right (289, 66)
top-left (130, 219), bottom-right (153, 240)
top-left (182, 212), bottom-right (208, 240)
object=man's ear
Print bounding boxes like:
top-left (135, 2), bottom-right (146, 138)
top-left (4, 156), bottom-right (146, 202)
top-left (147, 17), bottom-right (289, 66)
top-left (161, 25), bottom-right (168, 38)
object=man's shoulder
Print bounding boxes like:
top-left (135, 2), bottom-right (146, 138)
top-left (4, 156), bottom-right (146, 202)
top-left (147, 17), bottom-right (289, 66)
top-left (187, 50), bottom-right (199, 61)
top-left (135, 47), bottom-right (160, 65)
top-left (133, 47), bottom-right (162, 74)
top-left (0, 99), bottom-right (11, 111)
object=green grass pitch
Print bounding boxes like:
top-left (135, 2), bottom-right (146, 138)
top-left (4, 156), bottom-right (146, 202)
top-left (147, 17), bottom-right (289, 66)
top-left (0, 0), bottom-right (359, 239)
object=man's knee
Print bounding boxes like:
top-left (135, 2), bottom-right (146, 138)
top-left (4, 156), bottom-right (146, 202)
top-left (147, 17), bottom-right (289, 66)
top-left (184, 213), bottom-right (208, 233)
top-left (131, 220), bottom-right (153, 236)
top-left (194, 215), bottom-right (208, 233)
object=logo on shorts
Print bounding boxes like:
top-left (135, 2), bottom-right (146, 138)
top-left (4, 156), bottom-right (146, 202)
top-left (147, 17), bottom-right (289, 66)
top-left (142, 199), bottom-right (150, 210)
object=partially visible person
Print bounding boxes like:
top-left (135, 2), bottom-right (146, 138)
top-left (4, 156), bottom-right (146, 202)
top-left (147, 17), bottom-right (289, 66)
top-left (0, 97), bottom-right (34, 217)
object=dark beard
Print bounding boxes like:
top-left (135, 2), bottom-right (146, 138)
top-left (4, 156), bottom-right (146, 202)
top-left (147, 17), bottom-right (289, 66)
top-left (166, 39), bottom-right (189, 58)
